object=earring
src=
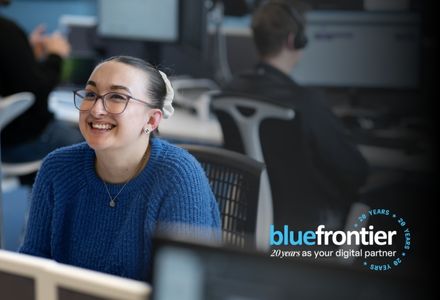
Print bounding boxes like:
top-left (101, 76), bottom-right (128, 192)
top-left (144, 127), bottom-right (151, 135)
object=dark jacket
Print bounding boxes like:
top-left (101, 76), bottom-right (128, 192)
top-left (0, 15), bottom-right (62, 146)
top-left (222, 63), bottom-right (369, 227)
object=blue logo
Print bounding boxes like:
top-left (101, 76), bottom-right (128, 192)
top-left (269, 208), bottom-right (411, 271)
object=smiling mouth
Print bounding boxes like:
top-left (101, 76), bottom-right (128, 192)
top-left (89, 122), bottom-right (116, 131)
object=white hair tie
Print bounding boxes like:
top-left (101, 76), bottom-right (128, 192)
top-left (158, 70), bottom-right (174, 119)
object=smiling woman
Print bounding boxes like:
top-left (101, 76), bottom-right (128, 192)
top-left (18, 56), bottom-right (221, 282)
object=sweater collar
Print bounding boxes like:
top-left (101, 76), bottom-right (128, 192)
top-left (254, 62), bottom-right (299, 87)
top-left (84, 138), bottom-right (163, 195)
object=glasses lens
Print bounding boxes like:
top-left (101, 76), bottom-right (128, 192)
top-left (103, 92), bottom-right (129, 114)
top-left (74, 90), bottom-right (96, 111)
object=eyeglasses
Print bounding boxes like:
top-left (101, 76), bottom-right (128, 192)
top-left (73, 89), bottom-right (156, 114)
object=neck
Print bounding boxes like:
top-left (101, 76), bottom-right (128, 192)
top-left (262, 48), bottom-right (301, 76)
top-left (96, 139), bottom-right (150, 184)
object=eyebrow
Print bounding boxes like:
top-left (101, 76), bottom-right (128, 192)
top-left (86, 81), bottom-right (132, 93)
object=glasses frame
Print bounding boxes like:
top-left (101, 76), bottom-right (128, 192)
top-left (73, 89), bottom-right (157, 115)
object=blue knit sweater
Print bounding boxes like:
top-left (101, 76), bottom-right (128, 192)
top-left (19, 138), bottom-right (221, 281)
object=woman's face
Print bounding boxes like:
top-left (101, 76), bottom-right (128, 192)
top-left (79, 61), bottom-right (155, 152)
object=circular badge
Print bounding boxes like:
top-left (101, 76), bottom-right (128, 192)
top-left (354, 208), bottom-right (411, 271)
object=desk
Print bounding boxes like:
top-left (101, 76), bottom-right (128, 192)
top-left (49, 90), bottom-right (428, 172)
top-left (358, 144), bottom-right (431, 172)
top-left (159, 110), bottom-right (223, 146)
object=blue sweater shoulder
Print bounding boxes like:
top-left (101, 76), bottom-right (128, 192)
top-left (143, 139), bottom-right (221, 232)
top-left (35, 142), bottom-right (93, 192)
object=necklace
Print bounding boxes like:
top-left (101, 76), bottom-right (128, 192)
top-left (103, 181), bottom-right (129, 208)
top-left (100, 145), bottom-right (150, 208)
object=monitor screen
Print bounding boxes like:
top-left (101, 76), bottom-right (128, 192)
top-left (58, 15), bottom-right (99, 87)
top-left (58, 287), bottom-right (108, 300)
top-left (97, 0), bottom-right (179, 42)
top-left (0, 250), bottom-right (150, 300)
top-left (152, 238), bottom-right (423, 300)
top-left (0, 270), bottom-right (35, 300)
top-left (0, 250), bottom-right (41, 300)
top-left (60, 57), bottom-right (96, 87)
top-left (292, 11), bottom-right (421, 89)
top-left (179, 0), bottom-right (209, 55)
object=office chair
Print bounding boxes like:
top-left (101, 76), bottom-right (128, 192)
top-left (171, 77), bottom-right (219, 121)
top-left (181, 144), bottom-right (265, 249)
top-left (0, 92), bottom-right (37, 249)
top-left (0, 92), bottom-right (43, 183)
top-left (211, 93), bottom-right (368, 235)
top-left (211, 93), bottom-right (295, 248)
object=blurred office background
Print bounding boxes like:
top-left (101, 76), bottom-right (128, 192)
top-left (1, 0), bottom-right (436, 289)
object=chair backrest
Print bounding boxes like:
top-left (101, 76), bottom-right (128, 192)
top-left (0, 92), bottom-right (35, 131)
top-left (211, 92), bottom-right (298, 244)
top-left (212, 93), bottom-right (330, 229)
top-left (0, 92), bottom-right (35, 249)
top-left (1, 92), bottom-right (42, 178)
top-left (181, 144), bottom-right (264, 249)
top-left (211, 93), bottom-right (295, 161)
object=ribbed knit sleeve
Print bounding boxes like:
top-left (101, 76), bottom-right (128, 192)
top-left (19, 143), bottom-right (90, 259)
top-left (155, 148), bottom-right (221, 240)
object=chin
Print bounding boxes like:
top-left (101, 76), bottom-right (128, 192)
top-left (85, 139), bottom-right (109, 152)
top-left (83, 133), bottom-right (113, 151)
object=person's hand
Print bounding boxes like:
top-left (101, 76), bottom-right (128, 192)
top-left (29, 24), bottom-right (46, 60)
top-left (44, 32), bottom-right (71, 58)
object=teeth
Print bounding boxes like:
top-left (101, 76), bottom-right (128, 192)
top-left (91, 123), bottom-right (114, 130)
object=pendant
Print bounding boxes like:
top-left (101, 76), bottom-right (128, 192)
top-left (109, 199), bottom-right (116, 208)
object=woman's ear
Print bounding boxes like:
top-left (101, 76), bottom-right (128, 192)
top-left (286, 32), bottom-right (296, 50)
top-left (145, 109), bottom-right (163, 132)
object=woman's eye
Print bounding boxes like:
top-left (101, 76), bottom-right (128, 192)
top-left (109, 93), bottom-right (127, 101)
top-left (84, 91), bottom-right (96, 99)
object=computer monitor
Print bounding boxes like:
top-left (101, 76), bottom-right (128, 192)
top-left (51, 262), bottom-right (151, 300)
top-left (0, 250), bottom-right (151, 300)
top-left (0, 250), bottom-right (40, 300)
top-left (60, 57), bottom-right (96, 87)
top-left (178, 0), bottom-right (210, 58)
top-left (97, 0), bottom-right (179, 42)
top-left (58, 15), bottom-right (98, 87)
top-left (292, 11), bottom-right (421, 89)
top-left (221, 0), bottom-right (250, 16)
top-left (152, 238), bottom-right (423, 300)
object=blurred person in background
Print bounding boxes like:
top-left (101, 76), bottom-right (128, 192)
top-left (222, 0), bottom-right (368, 229)
top-left (0, 0), bottom-right (83, 169)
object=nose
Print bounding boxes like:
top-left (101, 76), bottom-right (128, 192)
top-left (89, 97), bottom-right (107, 116)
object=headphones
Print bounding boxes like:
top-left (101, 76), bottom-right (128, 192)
top-left (264, 0), bottom-right (308, 50)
